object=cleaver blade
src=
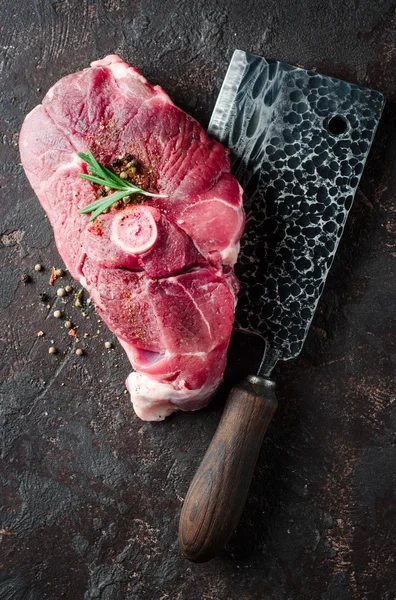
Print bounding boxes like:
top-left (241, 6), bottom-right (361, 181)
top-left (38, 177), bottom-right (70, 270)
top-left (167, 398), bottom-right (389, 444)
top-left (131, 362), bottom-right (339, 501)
top-left (208, 49), bottom-right (385, 376)
top-left (179, 50), bottom-right (384, 563)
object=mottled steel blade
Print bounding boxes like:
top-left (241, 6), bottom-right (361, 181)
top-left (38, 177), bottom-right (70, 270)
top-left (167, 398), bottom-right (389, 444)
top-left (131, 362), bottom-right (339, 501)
top-left (208, 50), bottom-right (384, 375)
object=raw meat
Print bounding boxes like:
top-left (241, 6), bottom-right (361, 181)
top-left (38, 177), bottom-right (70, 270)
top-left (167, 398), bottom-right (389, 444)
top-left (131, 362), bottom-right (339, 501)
top-left (19, 55), bottom-right (245, 421)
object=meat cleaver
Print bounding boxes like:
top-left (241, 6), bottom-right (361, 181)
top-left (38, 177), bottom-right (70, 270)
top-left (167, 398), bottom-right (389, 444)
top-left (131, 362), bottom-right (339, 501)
top-left (179, 50), bottom-right (385, 562)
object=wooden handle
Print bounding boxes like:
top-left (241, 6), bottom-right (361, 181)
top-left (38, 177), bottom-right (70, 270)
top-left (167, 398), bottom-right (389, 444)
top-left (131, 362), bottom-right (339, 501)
top-left (179, 375), bottom-right (277, 562)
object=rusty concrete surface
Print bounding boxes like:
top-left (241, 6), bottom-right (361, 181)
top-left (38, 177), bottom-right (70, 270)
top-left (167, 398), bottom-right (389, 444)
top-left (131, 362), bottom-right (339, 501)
top-left (1, 1), bottom-right (395, 599)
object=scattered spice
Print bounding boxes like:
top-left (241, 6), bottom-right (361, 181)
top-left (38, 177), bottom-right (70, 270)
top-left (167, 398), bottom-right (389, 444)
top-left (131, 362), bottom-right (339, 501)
top-left (37, 331), bottom-right (44, 337)
top-left (87, 223), bottom-right (103, 236)
top-left (34, 264), bottom-right (42, 272)
top-left (55, 268), bottom-right (64, 277)
top-left (39, 293), bottom-right (49, 302)
top-left (68, 329), bottom-right (76, 337)
top-left (105, 341), bottom-right (112, 349)
top-left (74, 289), bottom-right (84, 308)
top-left (57, 287), bottom-right (66, 297)
top-left (21, 273), bottom-right (30, 284)
top-left (75, 348), bottom-right (83, 356)
top-left (49, 267), bottom-right (57, 285)
top-left (77, 149), bottom-right (165, 221)
top-left (65, 285), bottom-right (73, 293)
top-left (48, 346), bottom-right (57, 354)
top-left (53, 310), bottom-right (62, 319)
top-left (64, 321), bottom-right (72, 329)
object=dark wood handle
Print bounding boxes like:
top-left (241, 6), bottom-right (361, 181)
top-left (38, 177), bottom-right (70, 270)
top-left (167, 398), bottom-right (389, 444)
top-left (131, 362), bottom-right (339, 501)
top-left (179, 375), bottom-right (277, 562)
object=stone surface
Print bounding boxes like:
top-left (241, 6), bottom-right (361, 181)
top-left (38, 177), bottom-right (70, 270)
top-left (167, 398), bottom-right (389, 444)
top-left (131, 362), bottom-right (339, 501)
top-left (1, 1), bottom-right (395, 599)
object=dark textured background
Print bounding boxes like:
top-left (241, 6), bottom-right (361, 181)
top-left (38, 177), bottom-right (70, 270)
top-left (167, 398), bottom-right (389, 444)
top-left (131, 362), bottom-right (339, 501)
top-left (1, 1), bottom-right (396, 599)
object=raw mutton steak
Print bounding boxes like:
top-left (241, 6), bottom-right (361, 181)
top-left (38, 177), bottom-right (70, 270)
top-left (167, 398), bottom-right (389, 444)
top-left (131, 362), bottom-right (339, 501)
top-left (19, 55), bottom-right (245, 421)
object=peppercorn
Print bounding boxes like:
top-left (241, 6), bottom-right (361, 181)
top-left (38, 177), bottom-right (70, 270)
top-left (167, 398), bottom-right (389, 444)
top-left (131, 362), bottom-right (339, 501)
top-left (75, 348), bottom-right (83, 356)
top-left (21, 273), bottom-right (30, 284)
top-left (119, 171), bottom-right (128, 180)
top-left (48, 346), bottom-right (57, 354)
top-left (124, 153), bottom-right (133, 162)
top-left (64, 320), bottom-right (72, 328)
top-left (57, 288), bottom-right (66, 297)
top-left (65, 285), bottom-right (72, 293)
top-left (97, 188), bottom-right (105, 197)
top-left (104, 341), bottom-right (112, 349)
top-left (40, 293), bottom-right (49, 302)
top-left (34, 264), bottom-right (42, 272)
top-left (112, 157), bottom-right (122, 167)
top-left (55, 268), bottom-right (63, 277)
top-left (53, 310), bottom-right (62, 319)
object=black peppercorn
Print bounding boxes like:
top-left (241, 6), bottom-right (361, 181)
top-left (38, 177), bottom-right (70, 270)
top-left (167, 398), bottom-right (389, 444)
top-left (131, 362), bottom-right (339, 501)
top-left (112, 157), bottom-right (122, 167)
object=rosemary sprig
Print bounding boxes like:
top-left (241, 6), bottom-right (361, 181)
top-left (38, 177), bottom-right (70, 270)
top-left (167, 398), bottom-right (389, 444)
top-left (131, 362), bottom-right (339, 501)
top-left (77, 149), bottom-right (166, 221)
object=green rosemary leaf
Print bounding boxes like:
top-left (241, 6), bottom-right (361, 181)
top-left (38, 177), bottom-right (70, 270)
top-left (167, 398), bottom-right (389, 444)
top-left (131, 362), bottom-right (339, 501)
top-left (100, 164), bottom-right (130, 187)
top-left (79, 198), bottom-right (108, 213)
top-left (86, 150), bottom-right (127, 188)
top-left (82, 190), bottom-right (131, 220)
top-left (78, 148), bottom-right (167, 220)
top-left (78, 173), bottom-right (126, 190)
top-left (77, 152), bottom-right (90, 163)
top-left (78, 150), bottom-right (107, 180)
top-left (88, 191), bottom-right (129, 221)
top-left (89, 204), bottom-right (113, 221)
top-left (80, 191), bottom-right (128, 214)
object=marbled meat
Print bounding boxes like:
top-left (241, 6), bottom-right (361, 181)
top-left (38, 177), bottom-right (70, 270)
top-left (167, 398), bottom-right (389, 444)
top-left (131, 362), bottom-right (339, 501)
top-left (19, 55), bottom-right (245, 421)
